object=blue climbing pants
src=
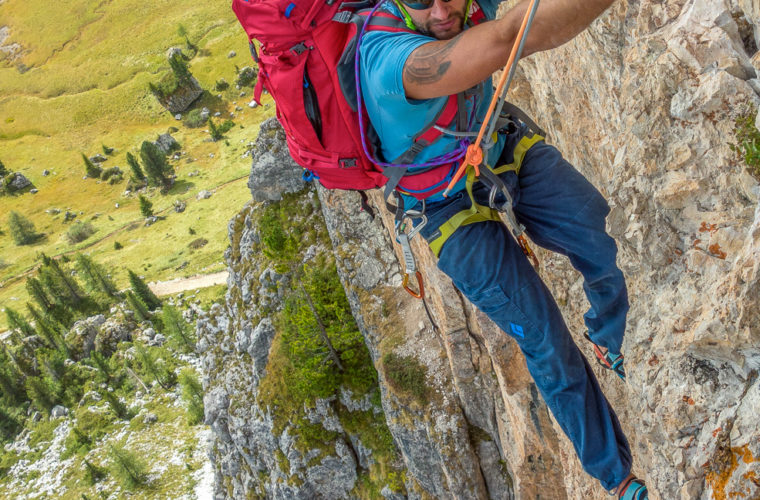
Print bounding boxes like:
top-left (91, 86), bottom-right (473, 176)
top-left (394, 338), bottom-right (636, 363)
top-left (416, 132), bottom-right (632, 490)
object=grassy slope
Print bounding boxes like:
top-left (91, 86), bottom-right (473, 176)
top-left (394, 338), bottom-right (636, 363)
top-left (0, 0), bottom-right (275, 328)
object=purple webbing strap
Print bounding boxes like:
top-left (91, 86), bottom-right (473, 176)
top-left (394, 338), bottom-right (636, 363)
top-left (354, 0), bottom-right (468, 170)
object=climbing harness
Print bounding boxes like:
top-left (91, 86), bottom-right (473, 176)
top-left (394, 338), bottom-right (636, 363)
top-left (351, 0), bottom-right (543, 299)
top-left (440, 0), bottom-right (542, 269)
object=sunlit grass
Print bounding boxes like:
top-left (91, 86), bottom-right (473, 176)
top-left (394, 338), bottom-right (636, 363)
top-left (0, 0), bottom-right (276, 329)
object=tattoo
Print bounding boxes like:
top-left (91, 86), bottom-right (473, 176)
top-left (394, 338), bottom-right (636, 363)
top-left (403, 37), bottom-right (461, 85)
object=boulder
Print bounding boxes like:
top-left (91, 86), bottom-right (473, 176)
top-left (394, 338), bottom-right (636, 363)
top-left (95, 312), bottom-right (135, 357)
top-left (197, 190), bottom-right (212, 200)
top-left (9, 172), bottom-right (32, 190)
top-left (89, 154), bottom-right (107, 163)
top-left (155, 133), bottom-right (180, 154)
top-left (51, 405), bottom-right (68, 418)
top-left (66, 315), bottom-right (106, 360)
top-left (161, 77), bottom-right (204, 114)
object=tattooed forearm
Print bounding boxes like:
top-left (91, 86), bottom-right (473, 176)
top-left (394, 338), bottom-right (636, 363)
top-left (403, 37), bottom-right (462, 85)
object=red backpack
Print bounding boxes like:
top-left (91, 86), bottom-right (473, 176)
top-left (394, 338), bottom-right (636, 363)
top-left (232, 0), bottom-right (484, 198)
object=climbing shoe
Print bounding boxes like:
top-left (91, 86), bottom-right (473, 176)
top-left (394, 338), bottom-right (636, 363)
top-left (615, 475), bottom-right (648, 499)
top-left (585, 334), bottom-right (626, 381)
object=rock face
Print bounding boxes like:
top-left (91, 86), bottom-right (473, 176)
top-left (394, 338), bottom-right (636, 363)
top-left (247, 117), bottom-right (306, 201)
top-left (202, 2), bottom-right (760, 499)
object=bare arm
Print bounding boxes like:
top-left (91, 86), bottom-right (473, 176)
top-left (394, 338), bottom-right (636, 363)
top-left (403, 0), bottom-right (616, 99)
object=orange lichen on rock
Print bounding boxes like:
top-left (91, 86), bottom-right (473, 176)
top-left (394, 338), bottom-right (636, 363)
top-left (705, 445), bottom-right (759, 500)
top-left (708, 243), bottom-right (727, 259)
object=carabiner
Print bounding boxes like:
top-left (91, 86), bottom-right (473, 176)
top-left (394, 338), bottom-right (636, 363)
top-left (402, 270), bottom-right (424, 299)
top-left (517, 234), bottom-right (539, 269)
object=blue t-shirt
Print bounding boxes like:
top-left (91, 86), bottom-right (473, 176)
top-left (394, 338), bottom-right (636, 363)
top-left (359, 0), bottom-right (504, 201)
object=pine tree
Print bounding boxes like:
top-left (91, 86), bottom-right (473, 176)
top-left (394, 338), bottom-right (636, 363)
top-left (26, 277), bottom-right (52, 310)
top-left (108, 444), bottom-right (148, 489)
top-left (100, 389), bottom-right (129, 419)
top-left (127, 270), bottom-right (161, 311)
top-left (178, 368), bottom-right (204, 425)
top-left (138, 195), bottom-right (154, 218)
top-left (5, 306), bottom-right (35, 338)
top-left (162, 305), bottom-right (195, 352)
top-left (89, 351), bottom-right (114, 385)
top-left (25, 375), bottom-right (58, 412)
top-left (26, 304), bottom-right (61, 351)
top-left (134, 343), bottom-right (175, 390)
top-left (0, 159), bottom-right (7, 177)
top-left (75, 253), bottom-right (119, 298)
top-left (139, 141), bottom-right (173, 189)
top-left (0, 349), bottom-right (25, 405)
top-left (0, 404), bottom-right (22, 442)
top-left (168, 52), bottom-right (192, 84)
top-left (208, 118), bottom-right (223, 141)
top-left (126, 291), bottom-right (150, 322)
top-left (81, 153), bottom-right (102, 178)
top-left (83, 459), bottom-right (107, 485)
top-left (8, 211), bottom-right (40, 245)
top-left (126, 152), bottom-right (145, 182)
top-left (39, 253), bottom-right (86, 309)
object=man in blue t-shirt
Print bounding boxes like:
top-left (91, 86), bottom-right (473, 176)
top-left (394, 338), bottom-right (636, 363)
top-left (359, 0), bottom-right (650, 498)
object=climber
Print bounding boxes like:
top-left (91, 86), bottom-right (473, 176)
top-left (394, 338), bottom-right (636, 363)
top-left (358, 0), bottom-right (649, 497)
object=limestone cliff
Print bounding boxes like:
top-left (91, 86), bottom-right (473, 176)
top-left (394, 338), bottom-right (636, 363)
top-left (200, 1), bottom-right (760, 498)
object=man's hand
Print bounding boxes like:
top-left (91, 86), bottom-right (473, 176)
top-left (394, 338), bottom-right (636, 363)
top-left (403, 0), bottom-right (616, 100)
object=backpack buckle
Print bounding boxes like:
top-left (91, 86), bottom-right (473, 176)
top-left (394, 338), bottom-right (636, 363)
top-left (339, 158), bottom-right (357, 168)
top-left (290, 42), bottom-right (309, 55)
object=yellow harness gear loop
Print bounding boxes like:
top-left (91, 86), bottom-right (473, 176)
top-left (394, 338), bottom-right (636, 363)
top-left (427, 133), bottom-right (544, 257)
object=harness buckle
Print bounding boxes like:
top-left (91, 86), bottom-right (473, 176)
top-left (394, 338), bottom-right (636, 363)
top-left (339, 158), bottom-right (357, 169)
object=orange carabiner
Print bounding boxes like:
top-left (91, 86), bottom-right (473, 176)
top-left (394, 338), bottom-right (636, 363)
top-left (402, 271), bottom-right (424, 299)
top-left (517, 234), bottom-right (539, 269)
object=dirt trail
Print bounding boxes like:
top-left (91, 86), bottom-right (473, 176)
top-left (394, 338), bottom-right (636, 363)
top-left (148, 271), bottom-right (228, 297)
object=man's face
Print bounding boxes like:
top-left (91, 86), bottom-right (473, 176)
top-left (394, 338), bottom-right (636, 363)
top-left (405, 0), bottom-right (468, 40)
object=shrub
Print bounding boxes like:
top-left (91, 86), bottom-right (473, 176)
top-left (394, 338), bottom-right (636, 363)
top-left (8, 211), bottom-right (41, 245)
top-left (236, 66), bottom-right (257, 88)
top-left (0, 159), bottom-right (7, 177)
top-left (730, 104), bottom-right (760, 179)
top-left (108, 173), bottom-right (123, 185)
top-left (114, 241), bottom-right (123, 250)
top-left (219, 120), bottom-right (235, 134)
top-left (382, 352), bottom-right (427, 404)
top-left (100, 166), bottom-right (122, 181)
top-left (184, 108), bottom-right (206, 128)
top-left (214, 78), bottom-right (229, 91)
top-left (66, 221), bottom-right (96, 244)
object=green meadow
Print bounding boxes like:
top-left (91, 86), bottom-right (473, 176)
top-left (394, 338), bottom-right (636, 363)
top-left (0, 0), bottom-right (274, 328)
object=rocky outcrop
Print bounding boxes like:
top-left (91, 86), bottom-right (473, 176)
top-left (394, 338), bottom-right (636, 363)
top-left (202, 1), bottom-right (760, 499)
top-left (247, 117), bottom-right (306, 201)
top-left (160, 76), bottom-right (203, 114)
